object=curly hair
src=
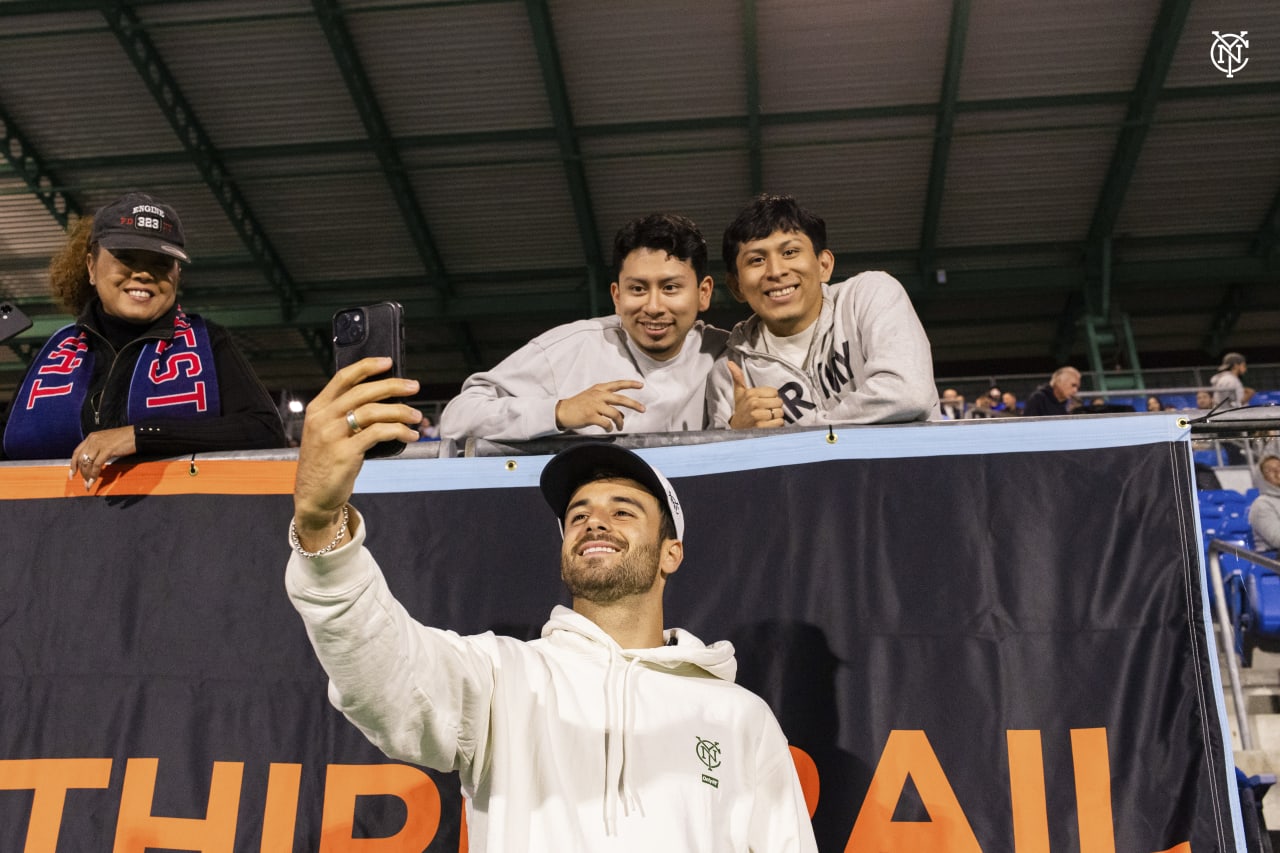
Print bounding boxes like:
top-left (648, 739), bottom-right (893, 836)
top-left (48, 216), bottom-right (95, 315)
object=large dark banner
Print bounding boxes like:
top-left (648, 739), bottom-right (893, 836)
top-left (0, 417), bottom-right (1242, 851)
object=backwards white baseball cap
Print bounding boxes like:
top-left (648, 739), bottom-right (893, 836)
top-left (539, 443), bottom-right (684, 541)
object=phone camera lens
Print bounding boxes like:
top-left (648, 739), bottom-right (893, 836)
top-left (335, 309), bottom-right (367, 346)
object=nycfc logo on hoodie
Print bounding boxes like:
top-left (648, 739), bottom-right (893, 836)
top-left (696, 736), bottom-right (721, 788)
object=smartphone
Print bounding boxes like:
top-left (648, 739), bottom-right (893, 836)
top-left (0, 302), bottom-right (33, 344)
top-left (332, 301), bottom-right (407, 458)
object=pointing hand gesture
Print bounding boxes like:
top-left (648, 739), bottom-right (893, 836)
top-left (727, 362), bottom-right (785, 429)
top-left (555, 380), bottom-right (646, 432)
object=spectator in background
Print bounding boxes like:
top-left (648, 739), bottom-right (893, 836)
top-left (0, 191), bottom-right (286, 483)
top-left (1022, 367), bottom-right (1081, 417)
top-left (439, 214), bottom-right (726, 441)
top-left (984, 386), bottom-right (1005, 412)
top-left (707, 194), bottom-right (937, 428)
top-left (967, 394), bottom-right (996, 418)
top-left (939, 388), bottom-right (965, 420)
top-left (1196, 390), bottom-right (1215, 410)
top-left (1146, 396), bottom-right (1163, 412)
top-left (1211, 353), bottom-right (1252, 408)
top-left (1249, 454), bottom-right (1280, 553)
top-left (417, 414), bottom-right (440, 441)
top-left (1001, 391), bottom-right (1019, 415)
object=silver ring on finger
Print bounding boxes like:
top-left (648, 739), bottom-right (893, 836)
top-left (346, 410), bottom-right (362, 434)
top-left (82, 453), bottom-right (93, 463)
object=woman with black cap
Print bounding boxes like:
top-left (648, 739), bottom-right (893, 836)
top-left (1, 191), bottom-right (286, 483)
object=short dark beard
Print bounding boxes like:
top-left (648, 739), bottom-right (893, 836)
top-left (561, 540), bottom-right (662, 604)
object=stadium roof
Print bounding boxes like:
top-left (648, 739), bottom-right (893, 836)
top-left (1, 0), bottom-right (1277, 399)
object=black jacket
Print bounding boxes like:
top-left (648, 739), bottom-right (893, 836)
top-left (1, 300), bottom-right (286, 459)
top-left (1022, 384), bottom-right (1071, 417)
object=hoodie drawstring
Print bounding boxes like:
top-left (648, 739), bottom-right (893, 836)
top-left (601, 649), bottom-right (646, 835)
top-left (619, 656), bottom-right (645, 819)
top-left (602, 647), bottom-right (620, 835)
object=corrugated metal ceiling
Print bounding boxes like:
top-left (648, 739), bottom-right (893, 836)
top-left (0, 0), bottom-right (1276, 402)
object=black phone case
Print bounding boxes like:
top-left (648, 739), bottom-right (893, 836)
top-left (332, 301), bottom-right (406, 458)
top-left (0, 302), bottom-right (33, 345)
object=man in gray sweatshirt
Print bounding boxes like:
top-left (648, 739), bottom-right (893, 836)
top-left (707, 194), bottom-right (937, 429)
top-left (440, 214), bottom-right (728, 441)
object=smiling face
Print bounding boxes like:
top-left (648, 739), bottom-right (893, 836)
top-left (727, 230), bottom-right (833, 337)
top-left (86, 246), bottom-right (179, 324)
top-left (610, 248), bottom-right (712, 361)
top-left (1262, 458), bottom-right (1280, 489)
top-left (560, 477), bottom-right (679, 604)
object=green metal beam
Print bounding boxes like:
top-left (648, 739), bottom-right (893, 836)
top-left (1085, 0), bottom-right (1192, 245)
top-left (1204, 175), bottom-right (1279, 347)
top-left (33, 80), bottom-right (1279, 179)
top-left (743, 0), bottom-right (762, 194)
top-left (1252, 187), bottom-right (1280, 259)
top-left (312, 0), bottom-right (451, 300)
top-left (10, 287), bottom-right (590, 344)
top-left (918, 0), bottom-right (970, 283)
top-left (1052, 290), bottom-right (1084, 364)
top-left (1201, 283), bottom-right (1248, 356)
top-left (100, 2), bottom-right (329, 372)
top-left (312, 0), bottom-right (488, 372)
top-left (0, 104), bottom-right (83, 228)
top-left (0, 103), bottom-right (82, 368)
top-left (895, 254), bottom-right (1277, 295)
top-left (100, 3), bottom-right (305, 322)
top-left (0, 0), bottom-right (509, 17)
top-left (524, 0), bottom-right (607, 314)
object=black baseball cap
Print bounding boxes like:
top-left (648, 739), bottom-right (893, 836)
top-left (540, 444), bottom-right (685, 540)
top-left (91, 192), bottom-right (190, 262)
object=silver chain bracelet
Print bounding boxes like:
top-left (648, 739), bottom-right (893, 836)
top-left (289, 505), bottom-right (350, 558)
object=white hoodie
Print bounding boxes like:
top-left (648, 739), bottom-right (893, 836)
top-left (286, 515), bottom-right (817, 852)
top-left (706, 273), bottom-right (939, 427)
top-left (1250, 454), bottom-right (1280, 551)
top-left (439, 316), bottom-right (729, 442)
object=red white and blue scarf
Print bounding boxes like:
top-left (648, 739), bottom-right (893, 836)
top-left (3, 309), bottom-right (220, 459)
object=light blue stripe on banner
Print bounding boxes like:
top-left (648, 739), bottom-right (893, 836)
top-left (353, 413), bottom-right (1190, 495)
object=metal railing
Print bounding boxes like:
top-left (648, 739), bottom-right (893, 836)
top-left (1207, 541), bottom-right (1280, 751)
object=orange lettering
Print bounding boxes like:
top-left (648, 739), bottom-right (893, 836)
top-left (1071, 728), bottom-right (1115, 853)
top-left (261, 763), bottom-right (302, 851)
top-left (846, 729), bottom-right (980, 853)
top-left (320, 764), bottom-right (440, 852)
top-left (1007, 730), bottom-right (1049, 853)
top-left (790, 745), bottom-right (820, 818)
top-left (113, 758), bottom-right (242, 852)
top-left (0, 758), bottom-right (111, 853)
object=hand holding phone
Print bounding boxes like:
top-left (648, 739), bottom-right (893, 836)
top-left (332, 302), bottom-right (408, 458)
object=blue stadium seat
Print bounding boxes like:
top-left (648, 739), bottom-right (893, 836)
top-left (1195, 448), bottom-right (1224, 467)
top-left (1249, 390), bottom-right (1280, 406)
top-left (1211, 548), bottom-right (1280, 666)
top-left (1200, 489), bottom-right (1249, 511)
top-left (1249, 570), bottom-right (1280, 635)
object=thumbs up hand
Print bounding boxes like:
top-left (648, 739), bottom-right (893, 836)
top-left (727, 361), bottom-right (785, 430)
